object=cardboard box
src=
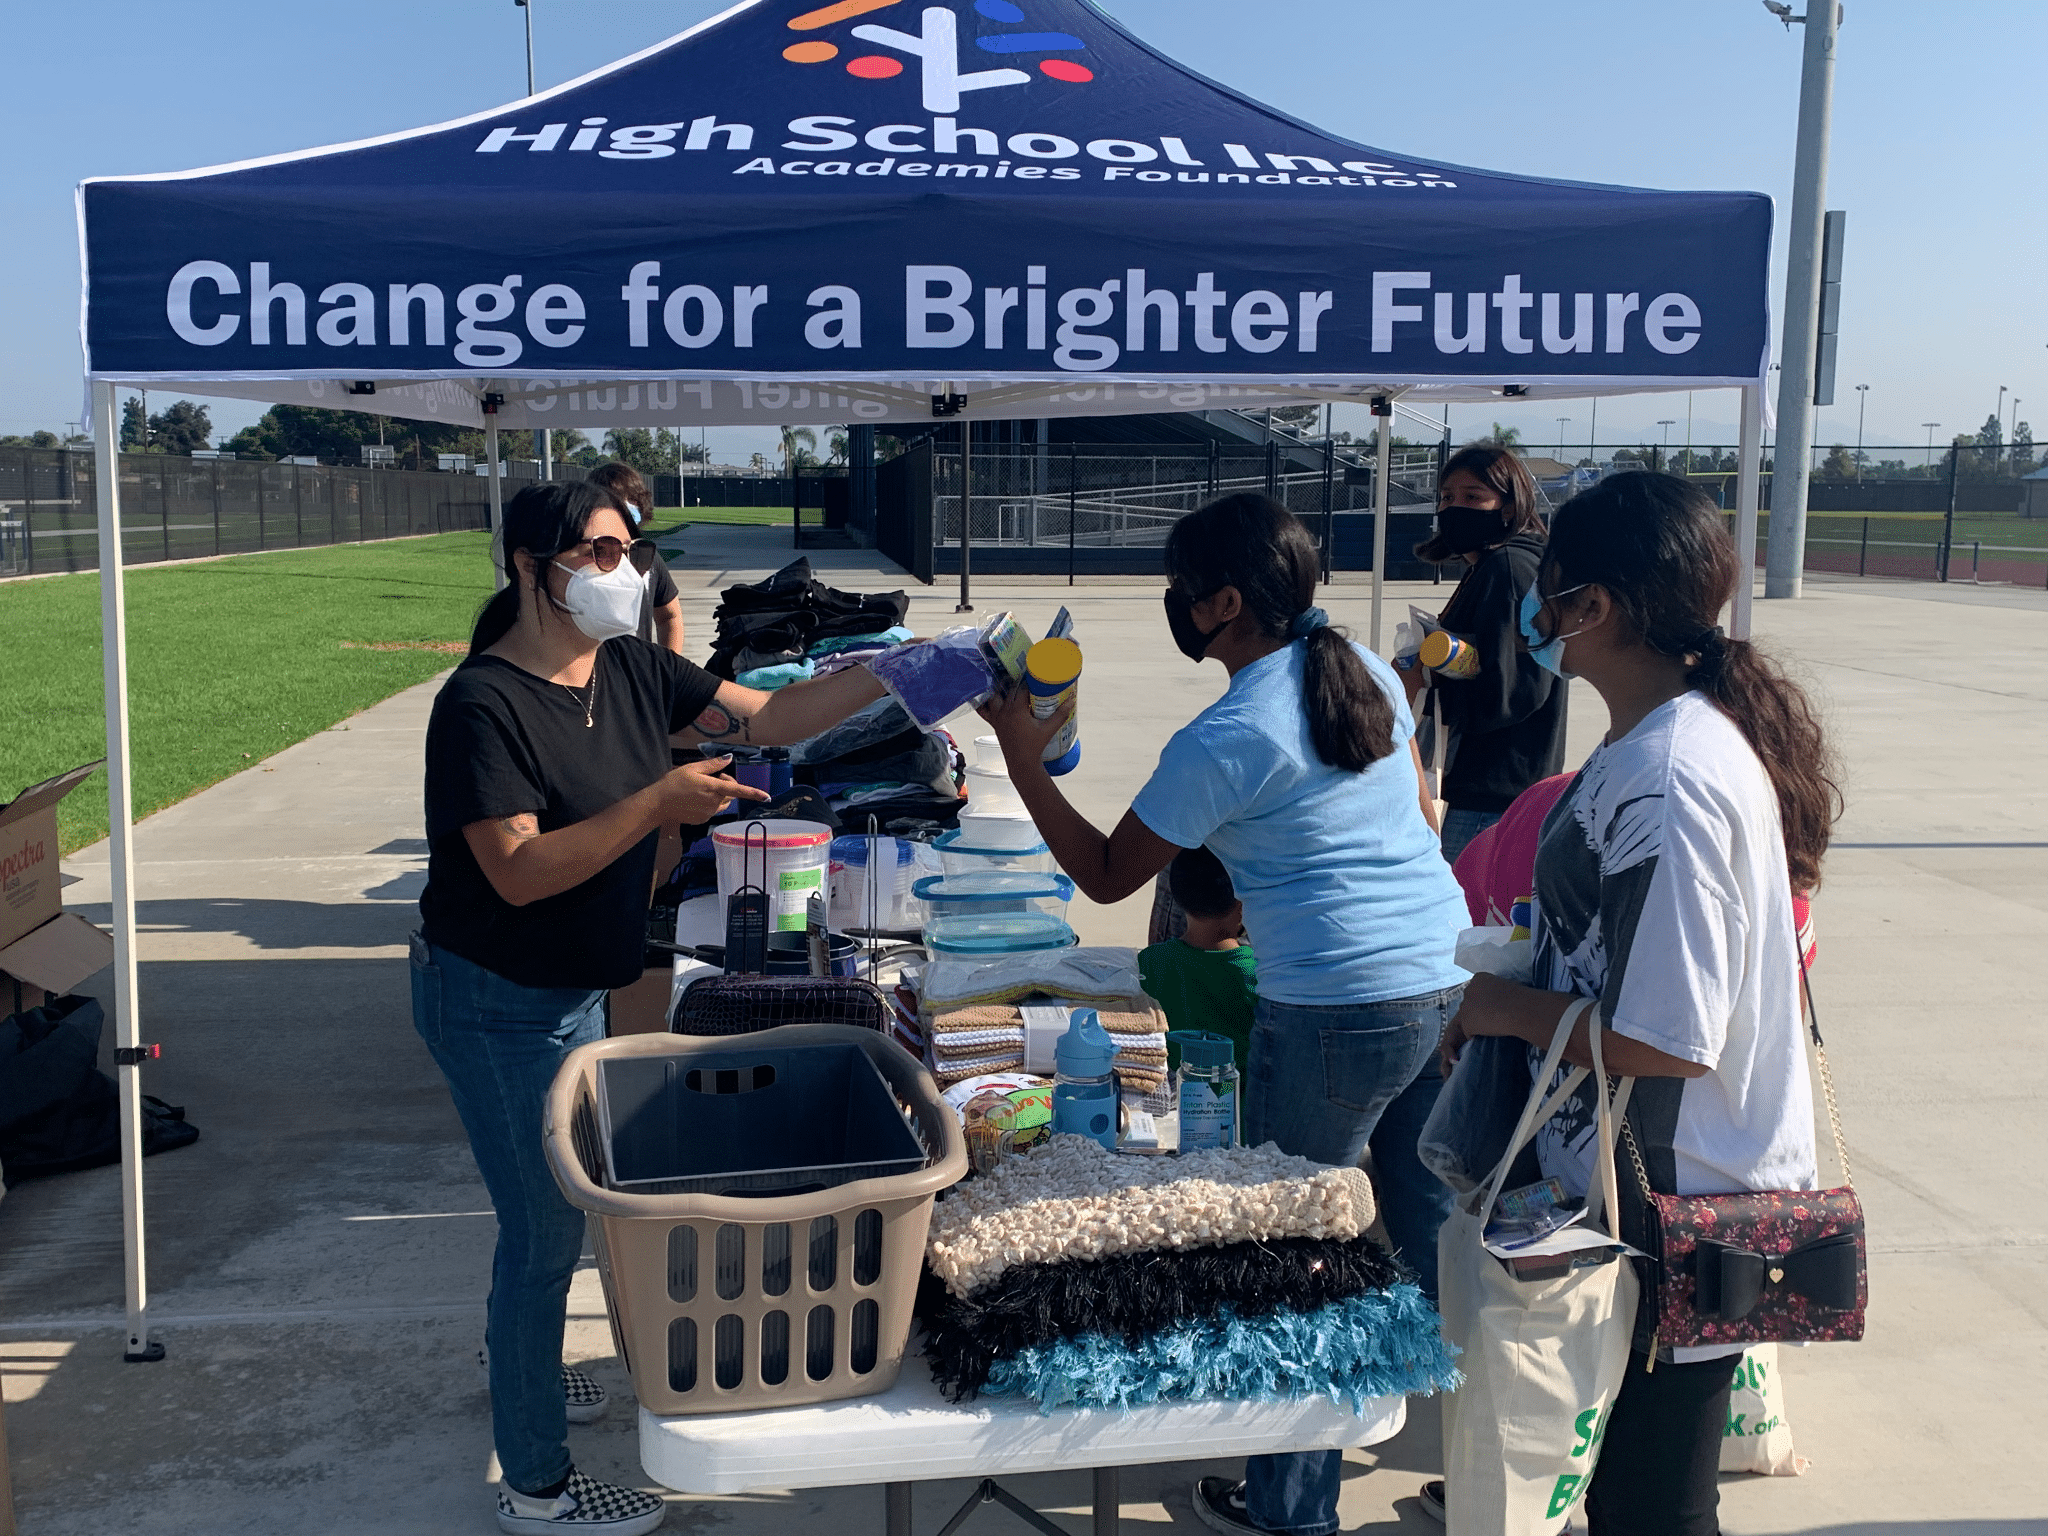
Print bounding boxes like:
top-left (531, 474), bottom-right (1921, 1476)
top-left (1, 761), bottom-right (116, 1012)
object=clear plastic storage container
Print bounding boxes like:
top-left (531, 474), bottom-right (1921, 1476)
top-left (924, 912), bottom-right (1079, 957)
top-left (932, 828), bottom-right (1056, 877)
top-left (912, 871), bottom-right (1074, 919)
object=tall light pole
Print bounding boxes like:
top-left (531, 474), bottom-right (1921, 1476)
top-left (516, 0), bottom-right (550, 478)
top-left (1922, 422), bottom-right (1940, 469)
top-left (516, 0), bottom-right (535, 96)
top-left (1854, 383), bottom-right (1868, 477)
top-left (1555, 417), bottom-right (1570, 459)
top-left (1763, 0), bottom-right (1843, 601)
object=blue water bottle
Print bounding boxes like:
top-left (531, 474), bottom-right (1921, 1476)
top-left (1051, 1008), bottom-right (1121, 1149)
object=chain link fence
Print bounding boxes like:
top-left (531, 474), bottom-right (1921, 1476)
top-left (905, 434), bottom-right (2042, 588)
top-left (0, 448), bottom-right (496, 578)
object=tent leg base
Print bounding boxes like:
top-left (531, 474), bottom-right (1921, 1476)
top-left (123, 1340), bottom-right (165, 1364)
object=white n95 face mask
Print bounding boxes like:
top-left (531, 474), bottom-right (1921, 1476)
top-left (553, 559), bottom-right (644, 641)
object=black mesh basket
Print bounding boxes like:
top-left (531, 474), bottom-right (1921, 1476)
top-left (671, 974), bottom-right (893, 1038)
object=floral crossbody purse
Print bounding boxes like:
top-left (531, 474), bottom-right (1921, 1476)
top-left (1621, 949), bottom-right (1867, 1354)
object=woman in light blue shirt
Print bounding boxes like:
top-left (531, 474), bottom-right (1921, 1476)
top-left (980, 494), bottom-right (1468, 1536)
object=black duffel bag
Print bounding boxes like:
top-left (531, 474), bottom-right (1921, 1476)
top-left (0, 995), bottom-right (198, 1185)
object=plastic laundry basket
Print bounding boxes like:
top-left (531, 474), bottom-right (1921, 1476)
top-left (545, 1025), bottom-right (966, 1416)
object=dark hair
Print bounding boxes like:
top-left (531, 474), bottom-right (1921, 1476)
top-left (1413, 443), bottom-right (1545, 563)
top-left (584, 461), bottom-right (652, 516)
top-left (468, 481), bottom-right (629, 653)
top-left (1164, 493), bottom-right (1394, 773)
top-left (1167, 844), bottom-right (1239, 919)
top-left (1543, 472), bottom-right (1841, 891)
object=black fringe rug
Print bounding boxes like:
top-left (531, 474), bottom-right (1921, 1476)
top-left (916, 1234), bottom-right (1411, 1401)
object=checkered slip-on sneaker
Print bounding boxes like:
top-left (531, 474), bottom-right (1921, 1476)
top-left (563, 1365), bottom-right (609, 1424)
top-left (476, 1349), bottom-right (610, 1423)
top-left (497, 1470), bottom-right (666, 1536)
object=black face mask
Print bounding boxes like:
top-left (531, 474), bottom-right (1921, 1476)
top-left (1163, 585), bottom-right (1227, 662)
top-left (1435, 506), bottom-right (1503, 555)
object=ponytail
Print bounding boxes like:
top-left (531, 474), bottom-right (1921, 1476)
top-left (468, 585), bottom-right (521, 655)
top-left (1685, 633), bottom-right (1840, 892)
top-left (464, 480), bottom-right (629, 657)
top-left (1546, 472), bottom-right (1843, 891)
top-left (1166, 494), bottom-right (1397, 773)
top-left (1300, 623), bottom-right (1396, 772)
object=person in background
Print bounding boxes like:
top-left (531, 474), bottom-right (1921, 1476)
top-left (1139, 844), bottom-right (1258, 1070)
top-left (978, 494), bottom-right (1466, 1536)
top-left (583, 462), bottom-right (685, 654)
top-left (413, 481), bottom-right (889, 1536)
top-left (1437, 472), bottom-right (1840, 1535)
top-left (1448, 772), bottom-right (1575, 927)
top-left (1408, 445), bottom-right (1567, 862)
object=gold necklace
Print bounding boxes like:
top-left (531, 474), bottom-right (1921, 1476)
top-left (561, 662), bottom-right (597, 728)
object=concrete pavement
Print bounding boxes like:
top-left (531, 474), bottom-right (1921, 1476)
top-left (1, 522), bottom-right (2041, 1534)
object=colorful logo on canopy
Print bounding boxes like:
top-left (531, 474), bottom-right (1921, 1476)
top-left (782, 1), bottom-right (1093, 112)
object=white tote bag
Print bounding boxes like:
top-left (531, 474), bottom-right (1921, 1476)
top-left (1720, 1345), bottom-right (1808, 1476)
top-left (1438, 1000), bottom-right (1639, 1536)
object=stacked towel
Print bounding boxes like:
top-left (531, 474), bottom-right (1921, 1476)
top-left (918, 1136), bottom-right (1459, 1411)
top-left (926, 1005), bottom-right (1167, 1095)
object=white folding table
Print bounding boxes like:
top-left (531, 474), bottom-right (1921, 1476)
top-left (640, 1359), bottom-right (1407, 1536)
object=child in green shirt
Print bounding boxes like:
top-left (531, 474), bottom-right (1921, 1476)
top-left (1139, 845), bottom-right (1258, 1069)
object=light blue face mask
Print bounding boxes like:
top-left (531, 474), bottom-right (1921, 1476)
top-left (623, 502), bottom-right (642, 526)
top-left (1518, 581), bottom-right (1589, 677)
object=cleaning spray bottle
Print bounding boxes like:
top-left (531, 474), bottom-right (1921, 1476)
top-left (1169, 1031), bottom-right (1240, 1151)
top-left (1051, 1008), bottom-right (1120, 1149)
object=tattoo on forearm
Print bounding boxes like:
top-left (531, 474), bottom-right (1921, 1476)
top-left (498, 814), bottom-right (540, 842)
top-left (693, 703), bottom-right (751, 742)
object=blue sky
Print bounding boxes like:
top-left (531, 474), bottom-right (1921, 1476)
top-left (4, 0), bottom-right (2040, 461)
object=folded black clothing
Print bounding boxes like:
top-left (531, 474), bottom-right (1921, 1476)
top-left (916, 1234), bottom-right (1411, 1402)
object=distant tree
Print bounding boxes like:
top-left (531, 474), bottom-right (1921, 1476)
top-left (1819, 443), bottom-right (1857, 478)
top-left (749, 452), bottom-right (768, 472)
top-left (876, 434), bottom-right (908, 462)
top-left (120, 396), bottom-right (150, 450)
top-left (0, 429), bottom-right (74, 449)
top-left (780, 426), bottom-right (820, 473)
top-left (826, 429), bottom-right (849, 465)
top-left (1267, 404), bottom-right (1325, 438)
top-left (2014, 422), bottom-right (2035, 475)
top-left (1976, 413), bottom-right (2003, 452)
top-left (678, 437), bottom-right (709, 464)
top-left (1484, 422), bottom-right (1524, 450)
top-left (147, 400), bottom-right (214, 455)
top-left (224, 402), bottom-right (468, 467)
top-left (601, 427), bottom-right (683, 476)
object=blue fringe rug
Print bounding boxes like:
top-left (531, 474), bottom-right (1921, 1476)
top-left (979, 1285), bottom-right (1462, 1415)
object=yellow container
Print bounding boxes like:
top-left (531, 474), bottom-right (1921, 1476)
top-left (1420, 629), bottom-right (1481, 679)
top-left (1023, 636), bottom-right (1083, 776)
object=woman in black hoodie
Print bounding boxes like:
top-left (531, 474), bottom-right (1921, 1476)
top-left (1408, 444), bottom-right (1568, 861)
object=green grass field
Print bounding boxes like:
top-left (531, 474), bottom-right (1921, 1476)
top-left (1751, 511), bottom-right (2046, 566)
top-left (1, 532), bottom-right (496, 854)
top-left (659, 505), bottom-right (823, 526)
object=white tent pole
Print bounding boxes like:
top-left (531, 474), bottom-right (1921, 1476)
top-left (1369, 394), bottom-right (1394, 652)
top-left (91, 380), bottom-right (160, 1365)
top-left (486, 409), bottom-right (505, 591)
top-left (1732, 383), bottom-right (1764, 640)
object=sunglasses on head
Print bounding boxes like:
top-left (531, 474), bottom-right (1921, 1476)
top-left (563, 536), bottom-right (657, 575)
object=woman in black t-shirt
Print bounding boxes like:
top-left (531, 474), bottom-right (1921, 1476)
top-left (1406, 444), bottom-right (1568, 862)
top-left (413, 482), bottom-right (888, 1536)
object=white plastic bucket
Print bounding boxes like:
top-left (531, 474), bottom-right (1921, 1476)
top-left (712, 819), bottom-right (834, 933)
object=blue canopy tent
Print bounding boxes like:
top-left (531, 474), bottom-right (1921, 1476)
top-left (77, 0), bottom-right (1771, 1359)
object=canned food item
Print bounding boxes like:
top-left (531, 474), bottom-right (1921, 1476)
top-left (1023, 636), bottom-right (1083, 776)
top-left (1419, 629), bottom-right (1481, 679)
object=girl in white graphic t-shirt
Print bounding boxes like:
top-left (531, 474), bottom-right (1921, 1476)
top-left (1440, 471), bottom-right (1841, 1536)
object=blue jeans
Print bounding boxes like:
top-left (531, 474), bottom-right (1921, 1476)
top-left (410, 934), bottom-right (606, 1495)
top-left (1240, 987), bottom-right (1464, 1536)
top-left (1438, 807), bottom-right (1502, 865)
